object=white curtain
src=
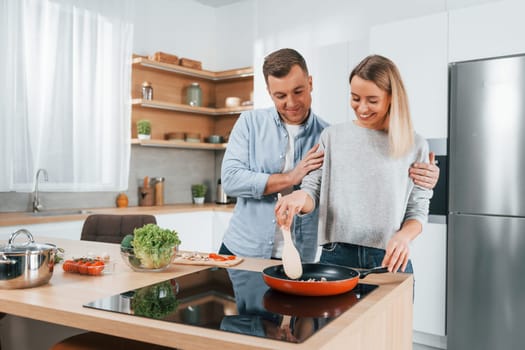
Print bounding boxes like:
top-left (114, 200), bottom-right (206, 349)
top-left (0, 0), bottom-right (133, 192)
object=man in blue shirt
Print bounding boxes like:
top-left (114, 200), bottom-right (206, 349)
top-left (219, 48), bottom-right (438, 262)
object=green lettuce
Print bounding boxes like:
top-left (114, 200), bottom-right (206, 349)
top-left (132, 224), bottom-right (181, 269)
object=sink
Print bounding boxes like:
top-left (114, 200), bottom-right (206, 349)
top-left (31, 209), bottom-right (92, 217)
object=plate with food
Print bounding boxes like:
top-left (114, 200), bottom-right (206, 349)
top-left (173, 251), bottom-right (243, 267)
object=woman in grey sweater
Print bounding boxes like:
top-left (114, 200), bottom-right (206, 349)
top-left (275, 55), bottom-right (433, 274)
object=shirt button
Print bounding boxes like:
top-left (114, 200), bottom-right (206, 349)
top-left (272, 219), bottom-right (276, 223)
top-left (269, 241), bottom-right (273, 245)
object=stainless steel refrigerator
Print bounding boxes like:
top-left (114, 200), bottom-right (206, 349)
top-left (447, 54), bottom-right (525, 350)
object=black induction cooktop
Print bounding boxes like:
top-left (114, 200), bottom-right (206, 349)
top-left (84, 267), bottom-right (378, 344)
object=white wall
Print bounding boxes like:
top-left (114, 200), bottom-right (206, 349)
top-left (131, 0), bottom-right (217, 69)
top-left (370, 12), bottom-right (449, 139)
top-left (214, 0), bottom-right (256, 71)
top-left (250, 0), bottom-right (525, 128)
top-left (250, 0), bottom-right (453, 123)
top-left (449, 0), bottom-right (525, 62)
top-left (131, 0), bottom-right (254, 71)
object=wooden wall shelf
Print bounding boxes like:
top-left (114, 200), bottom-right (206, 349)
top-left (131, 55), bottom-right (253, 150)
top-left (132, 99), bottom-right (252, 116)
top-left (131, 139), bottom-right (227, 150)
top-left (132, 57), bottom-right (253, 81)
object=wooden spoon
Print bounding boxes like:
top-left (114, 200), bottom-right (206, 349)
top-left (281, 225), bottom-right (303, 280)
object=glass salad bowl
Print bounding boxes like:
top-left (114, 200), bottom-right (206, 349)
top-left (120, 246), bottom-right (178, 272)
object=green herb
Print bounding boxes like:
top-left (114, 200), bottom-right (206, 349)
top-left (54, 247), bottom-right (65, 264)
top-left (132, 224), bottom-right (181, 269)
top-left (191, 183), bottom-right (207, 197)
top-left (137, 119), bottom-right (151, 135)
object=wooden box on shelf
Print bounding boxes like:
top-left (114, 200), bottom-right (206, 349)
top-left (149, 51), bottom-right (179, 65)
top-left (179, 57), bottom-right (202, 70)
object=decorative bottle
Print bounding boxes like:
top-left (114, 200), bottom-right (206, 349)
top-left (142, 81), bottom-right (153, 100)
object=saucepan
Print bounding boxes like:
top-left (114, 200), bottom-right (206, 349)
top-left (0, 229), bottom-right (57, 289)
top-left (262, 263), bottom-right (388, 296)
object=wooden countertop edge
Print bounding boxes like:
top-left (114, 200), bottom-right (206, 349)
top-left (0, 271), bottom-right (412, 350)
top-left (0, 203), bottom-right (235, 227)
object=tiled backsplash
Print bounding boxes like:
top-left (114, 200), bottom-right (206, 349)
top-left (0, 146), bottom-right (224, 212)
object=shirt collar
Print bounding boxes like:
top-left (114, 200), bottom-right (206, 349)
top-left (272, 108), bottom-right (313, 131)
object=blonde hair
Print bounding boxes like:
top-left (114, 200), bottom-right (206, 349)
top-left (349, 55), bottom-right (414, 157)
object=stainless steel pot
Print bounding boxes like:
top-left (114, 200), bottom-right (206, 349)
top-left (0, 229), bottom-right (57, 289)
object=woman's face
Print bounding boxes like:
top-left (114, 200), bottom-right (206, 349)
top-left (350, 76), bottom-right (391, 130)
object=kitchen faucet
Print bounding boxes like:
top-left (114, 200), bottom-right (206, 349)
top-left (33, 168), bottom-right (48, 212)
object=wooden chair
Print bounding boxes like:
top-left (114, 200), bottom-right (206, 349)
top-left (50, 332), bottom-right (176, 350)
top-left (80, 214), bottom-right (156, 243)
top-left (51, 214), bottom-right (171, 350)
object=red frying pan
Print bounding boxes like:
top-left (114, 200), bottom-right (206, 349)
top-left (262, 263), bottom-right (388, 296)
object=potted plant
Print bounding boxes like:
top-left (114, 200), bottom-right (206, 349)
top-left (191, 184), bottom-right (207, 204)
top-left (137, 119), bottom-right (152, 140)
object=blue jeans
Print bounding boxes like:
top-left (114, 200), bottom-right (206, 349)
top-left (219, 242), bottom-right (282, 260)
top-left (218, 242), bottom-right (234, 255)
top-left (319, 242), bottom-right (413, 273)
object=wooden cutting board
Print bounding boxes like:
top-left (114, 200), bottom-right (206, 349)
top-left (173, 252), bottom-right (244, 267)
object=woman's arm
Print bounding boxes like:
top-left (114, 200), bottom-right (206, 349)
top-left (275, 190), bottom-right (315, 228)
top-left (264, 144), bottom-right (324, 195)
top-left (381, 219), bottom-right (422, 272)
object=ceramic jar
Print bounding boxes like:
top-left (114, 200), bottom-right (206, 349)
top-left (116, 193), bottom-right (129, 208)
top-left (186, 82), bottom-right (202, 107)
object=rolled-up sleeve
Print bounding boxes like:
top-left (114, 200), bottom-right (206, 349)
top-left (300, 131), bottom-right (326, 210)
top-left (404, 139), bottom-right (433, 225)
top-left (221, 112), bottom-right (269, 199)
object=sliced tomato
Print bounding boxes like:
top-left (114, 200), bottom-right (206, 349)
top-left (208, 253), bottom-right (227, 261)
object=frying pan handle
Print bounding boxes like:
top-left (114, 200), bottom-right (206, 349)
top-left (359, 266), bottom-right (389, 279)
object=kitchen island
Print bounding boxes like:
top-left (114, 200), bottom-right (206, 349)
top-left (0, 238), bottom-right (413, 350)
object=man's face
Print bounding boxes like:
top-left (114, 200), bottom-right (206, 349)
top-left (267, 65), bottom-right (313, 125)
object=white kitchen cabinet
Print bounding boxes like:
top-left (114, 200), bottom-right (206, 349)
top-left (156, 212), bottom-right (213, 252)
top-left (312, 41), bottom-right (352, 125)
top-left (370, 12), bottom-right (449, 139)
top-left (0, 221), bottom-right (84, 241)
top-left (155, 211), bottom-right (231, 253)
top-left (411, 222), bottom-right (447, 343)
top-left (449, 0), bottom-right (525, 63)
top-left (212, 210), bottom-right (232, 252)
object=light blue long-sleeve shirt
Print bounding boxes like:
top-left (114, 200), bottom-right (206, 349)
top-left (221, 107), bottom-right (329, 262)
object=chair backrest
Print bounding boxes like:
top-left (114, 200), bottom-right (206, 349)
top-left (80, 214), bottom-right (157, 243)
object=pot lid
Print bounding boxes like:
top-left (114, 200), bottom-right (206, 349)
top-left (0, 229), bottom-right (56, 254)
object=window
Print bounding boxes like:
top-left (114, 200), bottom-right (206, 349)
top-left (0, 0), bottom-right (133, 191)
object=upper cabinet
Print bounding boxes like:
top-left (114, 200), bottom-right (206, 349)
top-left (449, 1), bottom-right (525, 62)
top-left (131, 57), bottom-right (254, 150)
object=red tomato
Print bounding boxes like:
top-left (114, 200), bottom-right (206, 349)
top-left (62, 260), bottom-right (78, 273)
